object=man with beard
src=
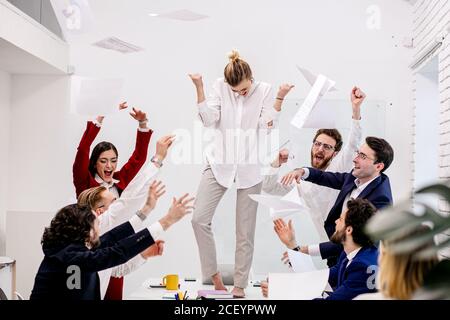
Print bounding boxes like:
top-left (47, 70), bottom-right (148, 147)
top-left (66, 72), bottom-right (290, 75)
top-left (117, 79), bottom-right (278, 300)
top-left (275, 136), bottom-right (393, 266)
top-left (262, 198), bottom-right (378, 300)
top-left (262, 87), bottom-right (365, 242)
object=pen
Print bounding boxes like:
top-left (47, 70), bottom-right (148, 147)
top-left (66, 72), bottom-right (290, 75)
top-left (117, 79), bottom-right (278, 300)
top-left (184, 290), bottom-right (187, 300)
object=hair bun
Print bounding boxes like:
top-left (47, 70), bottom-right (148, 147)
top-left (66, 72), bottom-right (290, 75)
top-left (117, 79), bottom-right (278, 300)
top-left (228, 49), bottom-right (240, 62)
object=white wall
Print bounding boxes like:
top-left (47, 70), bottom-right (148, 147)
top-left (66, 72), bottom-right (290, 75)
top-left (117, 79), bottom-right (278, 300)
top-left (5, 0), bottom-right (415, 297)
top-left (412, 0), bottom-right (450, 259)
top-left (0, 69), bottom-right (10, 256)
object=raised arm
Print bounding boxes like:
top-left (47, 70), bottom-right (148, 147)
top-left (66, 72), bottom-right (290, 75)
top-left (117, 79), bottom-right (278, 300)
top-left (189, 74), bottom-right (221, 127)
top-left (73, 120), bottom-right (102, 197)
top-left (259, 84), bottom-right (294, 129)
top-left (115, 106), bottom-right (153, 189)
top-left (329, 87), bottom-right (365, 172)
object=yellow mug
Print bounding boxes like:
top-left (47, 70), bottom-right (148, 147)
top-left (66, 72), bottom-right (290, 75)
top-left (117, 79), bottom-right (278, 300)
top-left (162, 274), bottom-right (179, 290)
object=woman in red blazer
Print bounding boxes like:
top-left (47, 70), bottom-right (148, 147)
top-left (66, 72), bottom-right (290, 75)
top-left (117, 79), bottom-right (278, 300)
top-left (72, 102), bottom-right (152, 300)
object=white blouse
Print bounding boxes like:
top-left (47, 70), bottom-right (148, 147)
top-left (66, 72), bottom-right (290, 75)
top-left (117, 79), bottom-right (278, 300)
top-left (198, 78), bottom-right (280, 189)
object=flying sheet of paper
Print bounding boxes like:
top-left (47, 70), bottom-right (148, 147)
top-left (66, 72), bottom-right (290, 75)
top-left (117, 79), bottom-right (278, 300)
top-left (287, 249), bottom-right (317, 273)
top-left (269, 208), bottom-right (299, 219)
top-left (70, 76), bottom-right (123, 116)
top-left (268, 269), bottom-right (329, 300)
top-left (149, 9), bottom-right (209, 21)
top-left (50, 0), bottom-right (94, 39)
top-left (290, 74), bottom-right (336, 129)
top-left (249, 194), bottom-right (307, 212)
top-left (297, 66), bottom-right (337, 93)
top-left (92, 37), bottom-right (144, 54)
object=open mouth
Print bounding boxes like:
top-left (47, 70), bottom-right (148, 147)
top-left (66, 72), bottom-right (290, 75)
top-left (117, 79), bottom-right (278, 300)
top-left (104, 170), bottom-right (113, 178)
top-left (314, 154), bottom-right (324, 162)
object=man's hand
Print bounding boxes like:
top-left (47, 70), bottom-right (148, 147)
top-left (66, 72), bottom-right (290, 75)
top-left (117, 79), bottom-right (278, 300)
top-left (277, 84), bottom-right (295, 100)
top-left (261, 280), bottom-right (269, 298)
top-left (141, 240), bottom-right (165, 259)
top-left (144, 180), bottom-right (166, 212)
top-left (273, 219), bottom-right (297, 249)
top-left (280, 168), bottom-right (304, 186)
top-left (189, 73), bottom-right (204, 88)
top-left (271, 149), bottom-right (290, 168)
top-left (351, 86), bottom-right (366, 120)
top-left (159, 194), bottom-right (195, 230)
top-left (155, 135), bottom-right (175, 162)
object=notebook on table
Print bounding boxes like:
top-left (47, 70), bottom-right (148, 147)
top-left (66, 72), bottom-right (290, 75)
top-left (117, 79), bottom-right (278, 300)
top-left (197, 290), bottom-right (234, 299)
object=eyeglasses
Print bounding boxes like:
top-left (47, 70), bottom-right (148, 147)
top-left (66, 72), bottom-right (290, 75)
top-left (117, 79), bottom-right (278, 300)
top-left (354, 150), bottom-right (376, 161)
top-left (312, 141), bottom-right (335, 151)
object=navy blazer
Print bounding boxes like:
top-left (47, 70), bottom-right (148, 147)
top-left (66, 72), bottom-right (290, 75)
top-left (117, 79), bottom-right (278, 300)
top-left (30, 221), bottom-right (154, 300)
top-left (324, 246), bottom-right (379, 300)
top-left (305, 168), bottom-right (393, 260)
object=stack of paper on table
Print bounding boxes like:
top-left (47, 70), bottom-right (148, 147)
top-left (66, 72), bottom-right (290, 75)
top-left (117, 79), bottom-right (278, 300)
top-left (197, 290), bottom-right (234, 299)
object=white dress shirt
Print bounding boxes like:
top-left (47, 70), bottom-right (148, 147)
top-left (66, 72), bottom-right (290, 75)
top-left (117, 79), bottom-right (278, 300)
top-left (198, 78), bottom-right (280, 189)
top-left (97, 163), bottom-right (163, 299)
top-left (262, 119), bottom-right (362, 242)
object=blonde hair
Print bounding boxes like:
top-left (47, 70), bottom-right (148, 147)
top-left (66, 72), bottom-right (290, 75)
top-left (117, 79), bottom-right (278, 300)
top-left (77, 186), bottom-right (106, 210)
top-left (379, 226), bottom-right (438, 299)
top-left (224, 49), bottom-right (252, 87)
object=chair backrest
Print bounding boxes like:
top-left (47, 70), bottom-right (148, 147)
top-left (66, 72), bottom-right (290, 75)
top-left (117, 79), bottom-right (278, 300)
top-left (0, 288), bottom-right (8, 300)
top-left (202, 264), bottom-right (236, 285)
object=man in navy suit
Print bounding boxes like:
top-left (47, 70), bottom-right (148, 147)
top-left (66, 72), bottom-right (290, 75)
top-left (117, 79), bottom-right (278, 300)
top-left (275, 136), bottom-right (393, 265)
top-left (30, 192), bottom-right (194, 300)
top-left (262, 198), bottom-right (379, 300)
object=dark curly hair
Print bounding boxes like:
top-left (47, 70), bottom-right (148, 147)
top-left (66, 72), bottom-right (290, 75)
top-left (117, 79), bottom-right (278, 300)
top-left (345, 198), bottom-right (377, 247)
top-left (42, 204), bottom-right (96, 248)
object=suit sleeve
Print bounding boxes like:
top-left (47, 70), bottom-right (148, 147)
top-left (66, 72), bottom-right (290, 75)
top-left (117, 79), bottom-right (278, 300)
top-left (114, 128), bottom-right (152, 190)
top-left (61, 226), bottom-right (155, 273)
top-left (319, 242), bottom-right (344, 260)
top-left (73, 121), bottom-right (101, 197)
top-left (305, 168), bottom-right (350, 190)
top-left (325, 262), bottom-right (374, 300)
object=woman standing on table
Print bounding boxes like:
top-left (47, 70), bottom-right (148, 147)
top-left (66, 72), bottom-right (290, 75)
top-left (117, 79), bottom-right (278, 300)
top-left (189, 50), bottom-right (294, 297)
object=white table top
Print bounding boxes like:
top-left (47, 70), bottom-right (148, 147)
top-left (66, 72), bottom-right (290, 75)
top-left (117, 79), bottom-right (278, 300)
top-left (126, 277), bottom-right (266, 300)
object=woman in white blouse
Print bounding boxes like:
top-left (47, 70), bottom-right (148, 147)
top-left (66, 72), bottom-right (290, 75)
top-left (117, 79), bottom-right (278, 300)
top-left (189, 50), bottom-right (294, 297)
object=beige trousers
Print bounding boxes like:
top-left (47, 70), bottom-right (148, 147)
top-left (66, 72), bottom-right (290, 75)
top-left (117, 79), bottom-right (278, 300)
top-left (191, 167), bottom-right (262, 288)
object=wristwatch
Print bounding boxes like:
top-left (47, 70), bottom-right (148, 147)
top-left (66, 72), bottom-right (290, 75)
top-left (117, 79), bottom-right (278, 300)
top-left (151, 155), bottom-right (163, 167)
top-left (136, 209), bottom-right (147, 221)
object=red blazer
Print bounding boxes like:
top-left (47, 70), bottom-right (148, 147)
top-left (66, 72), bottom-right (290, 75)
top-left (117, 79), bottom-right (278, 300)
top-left (72, 121), bottom-right (152, 197)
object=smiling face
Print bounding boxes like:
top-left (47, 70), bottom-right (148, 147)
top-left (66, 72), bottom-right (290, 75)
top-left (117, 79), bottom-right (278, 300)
top-left (310, 134), bottom-right (338, 170)
top-left (95, 149), bottom-right (117, 183)
top-left (352, 143), bottom-right (384, 181)
top-left (230, 78), bottom-right (253, 97)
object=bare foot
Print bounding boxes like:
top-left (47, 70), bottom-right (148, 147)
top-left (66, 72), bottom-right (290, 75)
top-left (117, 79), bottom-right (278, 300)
top-left (212, 272), bottom-right (227, 291)
top-left (231, 287), bottom-right (245, 298)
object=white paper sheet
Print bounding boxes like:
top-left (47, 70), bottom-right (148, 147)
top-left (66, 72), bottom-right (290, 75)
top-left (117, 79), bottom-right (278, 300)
top-left (297, 66), bottom-right (337, 92)
top-left (268, 269), bottom-right (329, 300)
top-left (290, 74), bottom-right (336, 129)
top-left (70, 76), bottom-right (123, 116)
top-left (150, 9), bottom-right (209, 21)
top-left (287, 249), bottom-right (317, 273)
top-left (248, 194), bottom-right (307, 212)
top-left (50, 0), bottom-right (94, 39)
top-left (92, 37), bottom-right (144, 54)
